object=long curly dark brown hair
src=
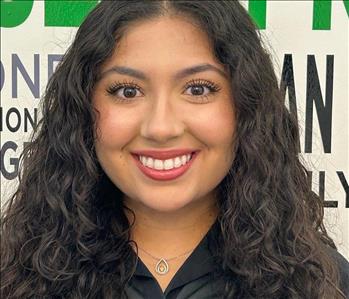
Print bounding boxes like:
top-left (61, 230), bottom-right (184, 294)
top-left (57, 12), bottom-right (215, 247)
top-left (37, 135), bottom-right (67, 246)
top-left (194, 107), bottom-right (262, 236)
top-left (1, 1), bottom-right (346, 298)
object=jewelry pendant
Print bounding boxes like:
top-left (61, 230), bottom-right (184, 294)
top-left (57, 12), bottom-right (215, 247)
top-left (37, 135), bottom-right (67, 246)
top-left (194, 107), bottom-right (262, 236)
top-left (155, 258), bottom-right (169, 275)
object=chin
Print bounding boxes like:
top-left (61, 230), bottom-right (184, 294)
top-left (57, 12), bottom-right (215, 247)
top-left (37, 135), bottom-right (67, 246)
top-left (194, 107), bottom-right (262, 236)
top-left (141, 197), bottom-right (192, 213)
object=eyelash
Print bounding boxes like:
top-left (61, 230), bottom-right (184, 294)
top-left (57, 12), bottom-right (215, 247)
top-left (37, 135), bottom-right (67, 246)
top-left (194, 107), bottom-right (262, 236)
top-left (105, 79), bottom-right (221, 103)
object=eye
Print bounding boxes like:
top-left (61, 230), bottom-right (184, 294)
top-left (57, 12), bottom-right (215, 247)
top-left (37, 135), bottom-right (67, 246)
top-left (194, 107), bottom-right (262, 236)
top-left (106, 81), bottom-right (143, 101)
top-left (183, 79), bottom-right (221, 102)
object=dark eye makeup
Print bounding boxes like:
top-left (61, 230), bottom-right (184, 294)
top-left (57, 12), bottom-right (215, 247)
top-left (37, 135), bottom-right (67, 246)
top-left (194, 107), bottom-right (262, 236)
top-left (105, 78), bottom-right (221, 103)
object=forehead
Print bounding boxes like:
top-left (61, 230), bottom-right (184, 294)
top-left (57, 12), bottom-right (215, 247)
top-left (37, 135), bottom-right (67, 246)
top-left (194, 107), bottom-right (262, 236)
top-left (101, 16), bottom-right (221, 73)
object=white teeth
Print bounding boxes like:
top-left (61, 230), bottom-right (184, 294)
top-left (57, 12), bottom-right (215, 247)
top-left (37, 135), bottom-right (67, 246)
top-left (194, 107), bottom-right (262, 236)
top-left (154, 159), bottom-right (163, 170)
top-left (174, 157), bottom-right (182, 168)
top-left (164, 159), bottom-right (174, 170)
top-left (146, 157), bottom-right (154, 168)
top-left (138, 153), bottom-right (193, 170)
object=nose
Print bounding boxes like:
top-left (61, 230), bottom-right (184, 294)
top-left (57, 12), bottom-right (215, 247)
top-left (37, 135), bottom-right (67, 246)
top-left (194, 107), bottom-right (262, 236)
top-left (140, 94), bottom-right (184, 144)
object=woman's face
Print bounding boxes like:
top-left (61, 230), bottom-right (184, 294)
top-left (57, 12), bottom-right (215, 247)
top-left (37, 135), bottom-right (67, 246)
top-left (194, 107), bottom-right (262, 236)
top-left (92, 16), bottom-right (236, 213)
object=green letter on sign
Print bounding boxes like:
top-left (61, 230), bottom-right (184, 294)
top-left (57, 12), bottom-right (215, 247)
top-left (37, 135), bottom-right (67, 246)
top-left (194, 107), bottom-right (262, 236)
top-left (248, 0), bottom-right (267, 30)
top-left (45, 0), bottom-right (98, 27)
top-left (313, 0), bottom-right (349, 30)
top-left (0, 0), bottom-right (34, 28)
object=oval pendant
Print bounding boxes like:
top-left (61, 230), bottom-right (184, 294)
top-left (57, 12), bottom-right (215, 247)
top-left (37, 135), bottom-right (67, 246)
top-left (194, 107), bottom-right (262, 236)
top-left (155, 258), bottom-right (169, 275)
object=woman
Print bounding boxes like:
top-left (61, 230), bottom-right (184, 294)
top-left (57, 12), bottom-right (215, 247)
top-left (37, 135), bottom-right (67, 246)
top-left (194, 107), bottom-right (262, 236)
top-left (1, 1), bottom-right (348, 298)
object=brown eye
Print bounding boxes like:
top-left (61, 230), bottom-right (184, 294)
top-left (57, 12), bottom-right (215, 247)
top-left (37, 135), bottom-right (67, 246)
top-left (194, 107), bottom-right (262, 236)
top-left (183, 79), bottom-right (221, 102)
top-left (106, 81), bottom-right (143, 102)
top-left (189, 85), bottom-right (205, 96)
top-left (123, 87), bottom-right (137, 98)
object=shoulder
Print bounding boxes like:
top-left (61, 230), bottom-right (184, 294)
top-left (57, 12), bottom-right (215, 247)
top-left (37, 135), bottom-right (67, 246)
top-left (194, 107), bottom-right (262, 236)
top-left (326, 246), bottom-right (349, 298)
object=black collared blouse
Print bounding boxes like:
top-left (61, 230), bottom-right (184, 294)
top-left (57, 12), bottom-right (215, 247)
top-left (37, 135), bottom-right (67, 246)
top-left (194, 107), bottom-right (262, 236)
top-left (125, 219), bottom-right (349, 299)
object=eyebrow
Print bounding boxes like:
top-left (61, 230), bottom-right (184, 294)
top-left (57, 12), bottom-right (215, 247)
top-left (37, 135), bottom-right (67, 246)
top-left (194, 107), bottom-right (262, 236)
top-left (98, 63), bottom-right (228, 81)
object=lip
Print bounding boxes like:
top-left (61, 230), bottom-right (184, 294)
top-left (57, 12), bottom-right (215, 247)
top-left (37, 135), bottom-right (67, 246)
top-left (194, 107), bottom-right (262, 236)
top-left (131, 148), bottom-right (198, 160)
top-left (132, 151), bottom-right (199, 181)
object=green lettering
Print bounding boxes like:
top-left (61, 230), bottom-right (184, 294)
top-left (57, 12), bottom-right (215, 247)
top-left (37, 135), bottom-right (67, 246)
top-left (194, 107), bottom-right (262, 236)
top-left (248, 0), bottom-right (267, 30)
top-left (313, 0), bottom-right (349, 30)
top-left (45, 0), bottom-right (98, 27)
top-left (0, 0), bottom-right (34, 28)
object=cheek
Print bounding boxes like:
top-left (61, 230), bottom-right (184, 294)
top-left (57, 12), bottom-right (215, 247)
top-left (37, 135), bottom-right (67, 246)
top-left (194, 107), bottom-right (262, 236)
top-left (94, 103), bottom-right (140, 150)
top-left (187, 102), bottom-right (236, 147)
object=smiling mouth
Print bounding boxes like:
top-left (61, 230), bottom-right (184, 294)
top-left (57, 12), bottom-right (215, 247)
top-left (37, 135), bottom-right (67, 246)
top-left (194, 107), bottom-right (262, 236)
top-left (135, 151), bottom-right (195, 169)
top-left (132, 151), bottom-right (199, 181)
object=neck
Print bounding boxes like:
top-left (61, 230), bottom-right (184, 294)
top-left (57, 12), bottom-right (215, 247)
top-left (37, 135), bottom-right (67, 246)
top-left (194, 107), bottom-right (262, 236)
top-left (123, 197), bottom-right (219, 258)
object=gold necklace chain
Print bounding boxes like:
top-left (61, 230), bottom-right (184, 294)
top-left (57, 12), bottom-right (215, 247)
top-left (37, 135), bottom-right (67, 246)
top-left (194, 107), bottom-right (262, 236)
top-left (137, 246), bottom-right (195, 275)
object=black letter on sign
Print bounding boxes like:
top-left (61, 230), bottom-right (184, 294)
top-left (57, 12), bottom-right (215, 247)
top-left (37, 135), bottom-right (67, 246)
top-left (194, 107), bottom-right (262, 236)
top-left (319, 171), bottom-right (337, 207)
top-left (337, 171), bottom-right (349, 208)
top-left (280, 54), bottom-right (300, 153)
top-left (305, 55), bottom-right (333, 153)
top-left (0, 141), bottom-right (19, 180)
